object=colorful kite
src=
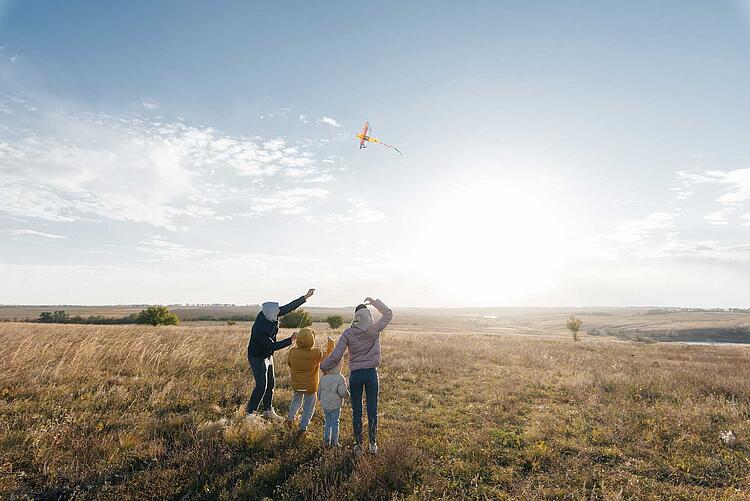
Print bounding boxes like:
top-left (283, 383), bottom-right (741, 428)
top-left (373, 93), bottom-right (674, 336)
top-left (356, 121), bottom-right (401, 155)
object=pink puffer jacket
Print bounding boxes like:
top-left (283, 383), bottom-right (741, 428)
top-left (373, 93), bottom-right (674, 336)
top-left (321, 299), bottom-right (393, 372)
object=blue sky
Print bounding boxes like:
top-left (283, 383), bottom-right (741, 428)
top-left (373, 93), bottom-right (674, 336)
top-left (1, 1), bottom-right (750, 306)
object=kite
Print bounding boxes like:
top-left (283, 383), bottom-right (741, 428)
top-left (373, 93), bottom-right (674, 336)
top-left (356, 121), bottom-right (401, 155)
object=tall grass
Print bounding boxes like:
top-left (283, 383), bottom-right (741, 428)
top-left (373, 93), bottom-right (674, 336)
top-left (1, 322), bottom-right (749, 499)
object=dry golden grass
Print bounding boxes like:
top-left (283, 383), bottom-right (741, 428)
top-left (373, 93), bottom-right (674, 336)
top-left (1, 321), bottom-right (749, 500)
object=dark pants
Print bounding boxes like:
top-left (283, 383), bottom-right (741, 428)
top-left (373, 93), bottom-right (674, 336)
top-left (247, 355), bottom-right (275, 414)
top-left (350, 367), bottom-right (379, 445)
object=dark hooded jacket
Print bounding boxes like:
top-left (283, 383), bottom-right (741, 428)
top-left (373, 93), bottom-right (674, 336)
top-left (247, 296), bottom-right (306, 360)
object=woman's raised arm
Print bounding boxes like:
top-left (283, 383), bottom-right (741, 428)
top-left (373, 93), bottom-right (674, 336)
top-left (369, 299), bottom-right (393, 333)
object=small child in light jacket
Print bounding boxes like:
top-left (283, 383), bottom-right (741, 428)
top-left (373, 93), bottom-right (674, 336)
top-left (317, 359), bottom-right (350, 447)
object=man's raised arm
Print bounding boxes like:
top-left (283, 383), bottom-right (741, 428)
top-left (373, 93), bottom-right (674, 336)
top-left (279, 288), bottom-right (315, 316)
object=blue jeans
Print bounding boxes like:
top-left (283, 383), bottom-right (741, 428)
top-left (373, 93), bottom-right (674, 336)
top-left (247, 356), bottom-right (275, 413)
top-left (349, 367), bottom-right (379, 445)
top-left (288, 391), bottom-right (317, 431)
top-left (323, 408), bottom-right (341, 445)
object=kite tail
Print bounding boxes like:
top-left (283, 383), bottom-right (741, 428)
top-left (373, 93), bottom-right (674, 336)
top-left (382, 142), bottom-right (402, 155)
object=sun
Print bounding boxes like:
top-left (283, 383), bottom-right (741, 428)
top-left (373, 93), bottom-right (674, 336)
top-left (409, 174), bottom-right (569, 305)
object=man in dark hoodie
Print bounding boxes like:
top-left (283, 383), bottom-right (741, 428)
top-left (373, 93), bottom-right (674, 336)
top-left (247, 288), bottom-right (315, 420)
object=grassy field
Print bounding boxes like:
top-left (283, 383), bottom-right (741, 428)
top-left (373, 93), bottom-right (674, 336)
top-left (1, 320), bottom-right (749, 500)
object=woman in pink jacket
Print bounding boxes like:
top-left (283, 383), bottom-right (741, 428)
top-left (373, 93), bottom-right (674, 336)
top-left (321, 297), bottom-right (393, 455)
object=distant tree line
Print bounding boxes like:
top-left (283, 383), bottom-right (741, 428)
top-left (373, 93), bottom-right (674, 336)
top-left (31, 307), bottom-right (351, 328)
top-left (34, 306), bottom-right (178, 326)
top-left (646, 307), bottom-right (750, 314)
top-left (37, 310), bottom-right (139, 325)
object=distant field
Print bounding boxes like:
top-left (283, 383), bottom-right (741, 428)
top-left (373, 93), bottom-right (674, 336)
top-left (1, 321), bottom-right (749, 499)
top-left (3, 305), bottom-right (750, 344)
top-left (0, 306), bottom-right (146, 321)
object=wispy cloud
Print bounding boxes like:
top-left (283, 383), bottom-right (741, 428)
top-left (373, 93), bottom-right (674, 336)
top-left (704, 209), bottom-right (732, 226)
top-left (319, 116), bottom-right (341, 128)
top-left (676, 169), bottom-right (750, 224)
top-left (298, 114), bottom-right (308, 124)
top-left (305, 198), bottom-right (386, 228)
top-left (577, 210), bottom-right (750, 263)
top-left (0, 46), bottom-right (21, 64)
top-left (133, 235), bottom-right (318, 269)
top-left (135, 235), bottom-right (217, 262)
top-left (678, 169), bottom-right (750, 204)
top-left (0, 93), bottom-right (340, 230)
top-left (4, 228), bottom-right (67, 239)
top-left (141, 101), bottom-right (159, 110)
top-left (613, 212), bottom-right (677, 243)
top-left (259, 108), bottom-right (289, 120)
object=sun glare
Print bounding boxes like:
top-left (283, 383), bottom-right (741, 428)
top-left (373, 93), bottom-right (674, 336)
top-left (412, 175), bottom-right (568, 305)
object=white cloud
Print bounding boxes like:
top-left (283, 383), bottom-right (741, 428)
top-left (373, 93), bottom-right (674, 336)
top-left (676, 169), bottom-right (750, 224)
top-left (576, 209), bottom-right (750, 264)
top-left (5, 228), bottom-right (67, 239)
top-left (259, 108), bottom-right (289, 120)
top-left (305, 198), bottom-right (386, 228)
top-left (298, 114), bottom-right (308, 124)
top-left (704, 209), bottom-right (732, 226)
top-left (244, 187), bottom-right (330, 216)
top-left (133, 235), bottom-right (318, 270)
top-left (141, 101), bottom-right (159, 110)
top-left (135, 235), bottom-right (216, 262)
top-left (319, 116), bottom-right (341, 128)
top-left (0, 93), bottom-right (340, 230)
top-left (613, 212), bottom-right (677, 243)
top-left (576, 212), bottom-right (675, 259)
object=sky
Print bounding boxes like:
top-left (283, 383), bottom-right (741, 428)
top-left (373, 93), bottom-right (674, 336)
top-left (1, 1), bottom-right (750, 307)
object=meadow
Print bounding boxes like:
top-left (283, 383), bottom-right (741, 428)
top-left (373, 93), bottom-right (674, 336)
top-left (1, 317), bottom-right (749, 500)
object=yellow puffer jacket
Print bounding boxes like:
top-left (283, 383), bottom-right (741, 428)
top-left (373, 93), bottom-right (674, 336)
top-left (287, 328), bottom-right (334, 394)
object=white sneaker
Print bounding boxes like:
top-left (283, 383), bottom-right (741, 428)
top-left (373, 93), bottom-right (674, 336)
top-left (353, 444), bottom-right (364, 456)
top-left (368, 442), bottom-right (379, 454)
top-left (262, 408), bottom-right (284, 422)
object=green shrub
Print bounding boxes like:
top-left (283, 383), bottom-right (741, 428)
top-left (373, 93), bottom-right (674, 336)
top-left (279, 309), bottom-right (312, 328)
top-left (566, 315), bottom-right (582, 342)
top-left (325, 315), bottom-right (344, 329)
top-left (38, 310), bottom-right (70, 323)
top-left (136, 305), bottom-right (179, 326)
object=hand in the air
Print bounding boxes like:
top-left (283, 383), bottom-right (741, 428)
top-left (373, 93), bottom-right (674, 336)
top-left (305, 288), bottom-right (315, 299)
top-left (364, 297), bottom-right (375, 305)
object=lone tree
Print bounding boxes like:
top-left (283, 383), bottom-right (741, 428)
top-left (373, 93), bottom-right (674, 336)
top-left (137, 305), bottom-right (179, 326)
top-left (279, 309), bottom-right (312, 329)
top-left (325, 315), bottom-right (344, 329)
top-left (566, 315), bottom-right (583, 342)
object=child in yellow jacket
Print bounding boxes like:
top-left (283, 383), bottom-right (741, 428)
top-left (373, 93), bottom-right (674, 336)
top-left (286, 327), bottom-right (334, 433)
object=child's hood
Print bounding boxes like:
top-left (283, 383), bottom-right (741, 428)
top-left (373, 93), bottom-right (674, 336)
top-left (324, 364), bottom-right (341, 375)
top-left (296, 327), bottom-right (315, 349)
